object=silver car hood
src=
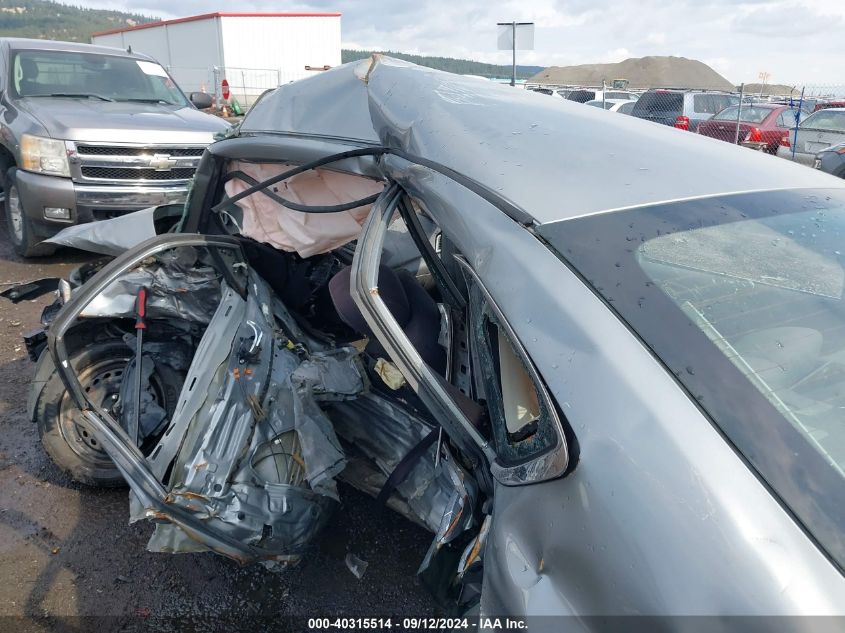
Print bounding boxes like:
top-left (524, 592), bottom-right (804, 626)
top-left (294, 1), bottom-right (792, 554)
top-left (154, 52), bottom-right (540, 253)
top-left (19, 97), bottom-right (229, 144)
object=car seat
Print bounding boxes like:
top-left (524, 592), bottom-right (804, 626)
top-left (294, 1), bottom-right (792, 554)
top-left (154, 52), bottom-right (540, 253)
top-left (19, 58), bottom-right (41, 95)
top-left (329, 264), bottom-right (446, 375)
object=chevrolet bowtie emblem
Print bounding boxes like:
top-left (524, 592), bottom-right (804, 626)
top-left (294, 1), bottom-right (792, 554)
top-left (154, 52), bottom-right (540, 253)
top-left (149, 153), bottom-right (178, 171)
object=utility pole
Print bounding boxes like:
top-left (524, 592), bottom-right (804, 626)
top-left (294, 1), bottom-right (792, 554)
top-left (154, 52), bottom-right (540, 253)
top-left (497, 22), bottom-right (534, 87)
top-left (758, 71), bottom-right (770, 98)
top-left (734, 83), bottom-right (745, 145)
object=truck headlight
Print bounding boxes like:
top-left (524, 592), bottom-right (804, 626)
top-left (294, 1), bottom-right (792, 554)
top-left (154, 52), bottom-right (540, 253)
top-left (20, 134), bottom-right (70, 177)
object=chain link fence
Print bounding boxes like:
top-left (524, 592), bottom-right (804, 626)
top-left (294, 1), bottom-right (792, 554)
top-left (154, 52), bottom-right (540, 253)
top-left (526, 80), bottom-right (845, 174)
top-left (163, 65), bottom-right (284, 108)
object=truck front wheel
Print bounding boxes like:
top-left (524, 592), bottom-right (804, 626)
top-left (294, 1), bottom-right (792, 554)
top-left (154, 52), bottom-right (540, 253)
top-left (2, 167), bottom-right (57, 258)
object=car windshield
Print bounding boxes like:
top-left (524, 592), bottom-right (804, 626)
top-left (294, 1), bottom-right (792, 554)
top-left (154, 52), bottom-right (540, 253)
top-left (538, 188), bottom-right (845, 571)
top-left (567, 90), bottom-right (596, 103)
top-left (801, 110), bottom-right (845, 131)
top-left (712, 106), bottom-right (771, 123)
top-left (11, 50), bottom-right (188, 106)
top-left (605, 91), bottom-right (636, 100)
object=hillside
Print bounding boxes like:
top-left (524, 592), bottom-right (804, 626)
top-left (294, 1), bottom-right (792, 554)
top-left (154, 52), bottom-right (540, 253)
top-left (342, 49), bottom-right (543, 80)
top-left (530, 56), bottom-right (734, 90)
top-left (0, 0), bottom-right (157, 42)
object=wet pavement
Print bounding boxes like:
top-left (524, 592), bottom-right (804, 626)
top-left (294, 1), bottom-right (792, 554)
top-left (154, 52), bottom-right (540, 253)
top-left (0, 222), bottom-right (438, 631)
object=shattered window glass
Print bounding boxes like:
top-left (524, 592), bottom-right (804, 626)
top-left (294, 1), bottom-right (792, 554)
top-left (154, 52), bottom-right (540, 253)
top-left (470, 284), bottom-right (557, 465)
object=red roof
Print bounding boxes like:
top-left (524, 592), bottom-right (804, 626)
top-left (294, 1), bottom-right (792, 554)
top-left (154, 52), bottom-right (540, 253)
top-left (92, 12), bottom-right (341, 37)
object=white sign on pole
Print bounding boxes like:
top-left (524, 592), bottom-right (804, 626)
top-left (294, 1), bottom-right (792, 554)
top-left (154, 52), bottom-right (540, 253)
top-left (497, 23), bottom-right (535, 50)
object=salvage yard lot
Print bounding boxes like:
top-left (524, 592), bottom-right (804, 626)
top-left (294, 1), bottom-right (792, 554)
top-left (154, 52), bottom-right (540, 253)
top-left (0, 224), bottom-right (437, 628)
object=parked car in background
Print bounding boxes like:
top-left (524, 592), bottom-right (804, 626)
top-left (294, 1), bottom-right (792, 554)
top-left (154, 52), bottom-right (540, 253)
top-left (567, 89), bottom-right (639, 103)
top-left (585, 98), bottom-right (638, 112)
top-left (0, 38), bottom-right (229, 256)
top-left (777, 108), bottom-right (845, 166)
top-left (814, 100), bottom-right (845, 112)
top-left (770, 98), bottom-right (822, 112)
top-left (630, 88), bottom-right (739, 132)
top-left (697, 104), bottom-right (806, 153)
top-left (814, 142), bottom-right (845, 178)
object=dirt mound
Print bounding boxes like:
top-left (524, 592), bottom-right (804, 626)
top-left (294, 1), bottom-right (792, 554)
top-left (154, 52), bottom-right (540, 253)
top-left (529, 56), bottom-right (734, 90)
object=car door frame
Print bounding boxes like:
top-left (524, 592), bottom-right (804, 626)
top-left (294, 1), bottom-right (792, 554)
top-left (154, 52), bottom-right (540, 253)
top-left (45, 233), bottom-right (271, 563)
top-left (349, 181), bottom-right (570, 488)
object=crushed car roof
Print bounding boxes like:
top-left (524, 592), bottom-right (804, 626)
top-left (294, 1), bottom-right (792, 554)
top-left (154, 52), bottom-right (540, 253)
top-left (241, 56), bottom-right (845, 226)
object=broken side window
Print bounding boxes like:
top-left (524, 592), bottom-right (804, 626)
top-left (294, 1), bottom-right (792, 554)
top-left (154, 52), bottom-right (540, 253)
top-left (466, 277), bottom-right (559, 465)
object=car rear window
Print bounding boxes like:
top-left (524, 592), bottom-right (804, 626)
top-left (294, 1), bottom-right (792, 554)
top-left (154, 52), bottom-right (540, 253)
top-left (712, 106), bottom-right (771, 123)
top-left (632, 92), bottom-right (683, 115)
top-left (567, 90), bottom-right (596, 103)
top-left (801, 110), bottom-right (845, 132)
top-left (777, 110), bottom-right (803, 129)
top-left (693, 94), bottom-right (739, 114)
top-left (539, 188), bottom-right (845, 573)
top-left (815, 102), bottom-right (845, 111)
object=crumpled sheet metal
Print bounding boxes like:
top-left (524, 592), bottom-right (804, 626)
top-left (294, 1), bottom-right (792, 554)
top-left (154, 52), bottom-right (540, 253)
top-left (44, 205), bottom-right (169, 256)
top-left (130, 270), bottom-right (363, 564)
top-left (118, 352), bottom-right (167, 440)
top-left (81, 246), bottom-right (221, 324)
top-left (146, 284), bottom-right (244, 481)
top-left (118, 335), bottom-right (194, 441)
top-left (418, 443), bottom-right (479, 573)
top-left (329, 392), bottom-right (476, 536)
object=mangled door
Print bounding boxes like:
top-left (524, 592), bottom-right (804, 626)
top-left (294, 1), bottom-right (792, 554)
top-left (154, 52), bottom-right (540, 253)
top-left (48, 234), bottom-right (365, 567)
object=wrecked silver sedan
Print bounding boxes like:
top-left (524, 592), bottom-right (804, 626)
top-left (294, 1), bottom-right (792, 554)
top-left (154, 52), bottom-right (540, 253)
top-left (23, 56), bottom-right (845, 620)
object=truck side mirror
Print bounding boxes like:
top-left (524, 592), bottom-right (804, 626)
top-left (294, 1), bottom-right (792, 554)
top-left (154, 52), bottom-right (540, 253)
top-left (189, 92), bottom-right (213, 110)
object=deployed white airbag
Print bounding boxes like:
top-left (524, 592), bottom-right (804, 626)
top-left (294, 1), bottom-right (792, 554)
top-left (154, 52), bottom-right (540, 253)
top-left (225, 161), bottom-right (384, 258)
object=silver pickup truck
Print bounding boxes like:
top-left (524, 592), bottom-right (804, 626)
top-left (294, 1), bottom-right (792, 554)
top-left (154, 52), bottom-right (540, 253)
top-left (0, 38), bottom-right (230, 256)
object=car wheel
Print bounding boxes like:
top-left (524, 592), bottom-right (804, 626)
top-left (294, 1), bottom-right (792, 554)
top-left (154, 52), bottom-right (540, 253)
top-left (35, 339), bottom-right (181, 487)
top-left (2, 167), bottom-right (56, 258)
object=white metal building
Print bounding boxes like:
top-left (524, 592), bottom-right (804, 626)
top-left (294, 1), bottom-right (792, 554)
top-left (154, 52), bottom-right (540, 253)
top-left (91, 12), bottom-right (341, 105)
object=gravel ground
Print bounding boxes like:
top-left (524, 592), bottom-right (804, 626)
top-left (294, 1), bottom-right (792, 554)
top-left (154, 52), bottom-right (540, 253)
top-left (0, 221), bottom-right (438, 631)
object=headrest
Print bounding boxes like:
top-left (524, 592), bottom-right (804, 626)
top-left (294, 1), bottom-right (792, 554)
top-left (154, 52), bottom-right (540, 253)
top-left (20, 57), bottom-right (38, 79)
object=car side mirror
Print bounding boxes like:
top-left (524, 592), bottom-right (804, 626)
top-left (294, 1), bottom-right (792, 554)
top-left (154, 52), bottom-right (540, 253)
top-left (189, 92), bottom-right (213, 110)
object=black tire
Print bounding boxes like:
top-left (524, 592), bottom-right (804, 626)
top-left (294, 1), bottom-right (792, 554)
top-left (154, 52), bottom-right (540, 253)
top-left (2, 167), bottom-right (57, 258)
top-left (35, 339), bottom-right (182, 487)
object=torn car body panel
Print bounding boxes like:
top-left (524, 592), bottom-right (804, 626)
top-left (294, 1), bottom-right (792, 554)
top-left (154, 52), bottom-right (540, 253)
top-left (47, 235), bottom-right (360, 565)
top-left (46, 229), bottom-right (479, 568)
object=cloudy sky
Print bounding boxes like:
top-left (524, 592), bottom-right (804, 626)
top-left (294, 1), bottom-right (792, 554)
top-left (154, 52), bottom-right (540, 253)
top-left (70, 0), bottom-right (844, 85)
